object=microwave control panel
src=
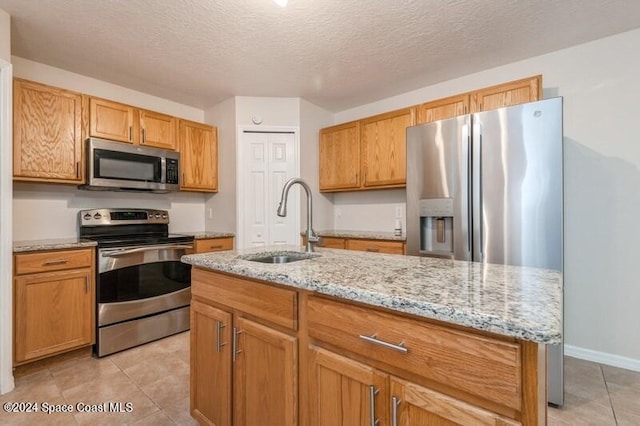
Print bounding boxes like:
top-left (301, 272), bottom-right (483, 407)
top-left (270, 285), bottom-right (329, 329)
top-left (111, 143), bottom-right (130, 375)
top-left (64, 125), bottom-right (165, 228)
top-left (166, 158), bottom-right (179, 184)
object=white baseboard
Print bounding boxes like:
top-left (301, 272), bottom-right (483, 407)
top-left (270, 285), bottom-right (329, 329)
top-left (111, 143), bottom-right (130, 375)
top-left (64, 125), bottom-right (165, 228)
top-left (564, 344), bottom-right (640, 372)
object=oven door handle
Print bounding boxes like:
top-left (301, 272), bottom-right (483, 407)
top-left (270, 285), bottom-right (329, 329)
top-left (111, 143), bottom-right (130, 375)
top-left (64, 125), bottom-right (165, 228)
top-left (101, 244), bottom-right (194, 257)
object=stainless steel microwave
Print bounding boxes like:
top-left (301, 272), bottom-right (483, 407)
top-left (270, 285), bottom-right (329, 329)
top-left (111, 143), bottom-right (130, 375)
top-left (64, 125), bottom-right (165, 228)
top-left (80, 138), bottom-right (180, 193)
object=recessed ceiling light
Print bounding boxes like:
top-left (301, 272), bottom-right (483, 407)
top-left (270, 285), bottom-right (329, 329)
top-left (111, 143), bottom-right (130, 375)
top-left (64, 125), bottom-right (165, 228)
top-left (274, 0), bottom-right (288, 7)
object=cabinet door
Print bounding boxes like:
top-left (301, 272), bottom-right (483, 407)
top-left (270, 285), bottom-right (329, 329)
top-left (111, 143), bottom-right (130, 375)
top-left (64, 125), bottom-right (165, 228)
top-left (234, 317), bottom-right (297, 426)
top-left (190, 300), bottom-right (232, 426)
top-left (140, 109), bottom-right (177, 150)
top-left (470, 75), bottom-right (542, 113)
top-left (14, 269), bottom-right (94, 364)
top-left (319, 121), bottom-right (360, 191)
top-left (360, 107), bottom-right (414, 188)
top-left (389, 377), bottom-right (520, 426)
top-left (89, 97), bottom-right (135, 143)
top-left (308, 346), bottom-right (388, 426)
top-left (416, 94), bottom-right (470, 124)
top-left (179, 120), bottom-right (218, 192)
top-left (13, 79), bottom-right (84, 183)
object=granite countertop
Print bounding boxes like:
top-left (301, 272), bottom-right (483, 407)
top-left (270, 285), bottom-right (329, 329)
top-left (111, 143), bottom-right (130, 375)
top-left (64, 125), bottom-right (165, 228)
top-left (182, 245), bottom-right (562, 344)
top-left (308, 230), bottom-right (406, 241)
top-left (13, 238), bottom-right (98, 253)
top-left (177, 231), bottom-right (236, 239)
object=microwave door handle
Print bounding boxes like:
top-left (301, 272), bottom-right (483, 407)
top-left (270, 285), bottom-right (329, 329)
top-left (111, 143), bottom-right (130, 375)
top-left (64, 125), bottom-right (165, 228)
top-left (101, 244), bottom-right (194, 257)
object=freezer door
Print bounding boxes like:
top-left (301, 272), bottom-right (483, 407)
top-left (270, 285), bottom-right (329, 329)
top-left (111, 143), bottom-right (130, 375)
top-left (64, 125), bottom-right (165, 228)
top-left (406, 115), bottom-right (471, 260)
top-left (472, 98), bottom-right (563, 271)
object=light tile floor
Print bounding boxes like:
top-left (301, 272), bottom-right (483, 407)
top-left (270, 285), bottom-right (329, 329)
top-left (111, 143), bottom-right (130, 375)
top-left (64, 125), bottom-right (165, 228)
top-left (1, 332), bottom-right (639, 425)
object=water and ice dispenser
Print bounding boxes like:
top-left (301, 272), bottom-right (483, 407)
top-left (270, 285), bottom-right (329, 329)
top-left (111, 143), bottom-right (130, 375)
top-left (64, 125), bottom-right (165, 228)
top-left (419, 198), bottom-right (454, 258)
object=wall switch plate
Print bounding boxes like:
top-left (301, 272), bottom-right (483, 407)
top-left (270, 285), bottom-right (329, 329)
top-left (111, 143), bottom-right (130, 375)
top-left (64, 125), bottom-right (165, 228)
top-left (208, 208), bottom-right (213, 219)
top-left (335, 207), bottom-right (342, 217)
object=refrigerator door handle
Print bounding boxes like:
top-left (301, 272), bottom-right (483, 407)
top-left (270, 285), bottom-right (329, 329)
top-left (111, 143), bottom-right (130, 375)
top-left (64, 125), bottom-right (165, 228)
top-left (472, 121), bottom-right (483, 262)
top-left (461, 122), bottom-right (472, 259)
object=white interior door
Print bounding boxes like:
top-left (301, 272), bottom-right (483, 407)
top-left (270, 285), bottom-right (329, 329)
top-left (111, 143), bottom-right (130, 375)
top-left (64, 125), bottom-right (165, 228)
top-left (240, 131), bottom-right (298, 249)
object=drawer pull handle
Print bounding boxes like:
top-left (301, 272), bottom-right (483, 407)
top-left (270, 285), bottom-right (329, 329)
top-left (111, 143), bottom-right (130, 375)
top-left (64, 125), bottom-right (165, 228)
top-left (369, 385), bottom-right (380, 426)
top-left (365, 248), bottom-right (380, 252)
top-left (42, 259), bottom-right (69, 266)
top-left (216, 321), bottom-right (227, 353)
top-left (359, 334), bottom-right (408, 354)
top-left (210, 245), bottom-right (223, 249)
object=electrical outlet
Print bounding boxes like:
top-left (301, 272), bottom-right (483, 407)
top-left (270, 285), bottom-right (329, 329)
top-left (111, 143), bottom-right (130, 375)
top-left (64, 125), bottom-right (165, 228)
top-left (335, 207), bottom-right (342, 217)
top-left (395, 206), bottom-right (403, 218)
top-left (208, 208), bottom-right (213, 219)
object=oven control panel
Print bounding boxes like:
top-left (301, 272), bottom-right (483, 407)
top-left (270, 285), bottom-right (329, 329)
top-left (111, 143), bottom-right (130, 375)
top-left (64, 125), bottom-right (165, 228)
top-left (79, 209), bottom-right (169, 226)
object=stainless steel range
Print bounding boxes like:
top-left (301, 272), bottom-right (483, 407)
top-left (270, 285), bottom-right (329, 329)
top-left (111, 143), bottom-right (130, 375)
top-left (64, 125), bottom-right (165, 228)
top-left (79, 208), bottom-right (194, 357)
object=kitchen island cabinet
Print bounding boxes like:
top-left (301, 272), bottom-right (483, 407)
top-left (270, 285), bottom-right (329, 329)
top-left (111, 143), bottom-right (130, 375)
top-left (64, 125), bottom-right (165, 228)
top-left (183, 246), bottom-right (560, 425)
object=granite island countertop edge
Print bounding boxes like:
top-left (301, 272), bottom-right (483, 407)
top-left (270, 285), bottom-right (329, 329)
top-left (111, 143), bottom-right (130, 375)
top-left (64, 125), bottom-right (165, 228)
top-left (182, 246), bottom-right (562, 345)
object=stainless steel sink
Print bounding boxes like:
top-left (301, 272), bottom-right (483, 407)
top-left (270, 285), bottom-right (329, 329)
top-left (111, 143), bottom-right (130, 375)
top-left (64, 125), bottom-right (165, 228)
top-left (239, 251), bottom-right (319, 264)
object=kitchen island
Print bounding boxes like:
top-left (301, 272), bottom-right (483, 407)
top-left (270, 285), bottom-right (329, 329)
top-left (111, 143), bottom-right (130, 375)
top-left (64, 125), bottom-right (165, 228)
top-left (182, 246), bottom-right (561, 425)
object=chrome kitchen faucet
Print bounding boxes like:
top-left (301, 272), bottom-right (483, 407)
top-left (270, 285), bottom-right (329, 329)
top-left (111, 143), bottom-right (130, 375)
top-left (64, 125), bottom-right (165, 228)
top-left (277, 178), bottom-right (320, 253)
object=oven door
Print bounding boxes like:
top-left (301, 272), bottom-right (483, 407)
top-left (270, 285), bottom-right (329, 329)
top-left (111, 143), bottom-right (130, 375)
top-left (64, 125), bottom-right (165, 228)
top-left (97, 244), bottom-right (192, 327)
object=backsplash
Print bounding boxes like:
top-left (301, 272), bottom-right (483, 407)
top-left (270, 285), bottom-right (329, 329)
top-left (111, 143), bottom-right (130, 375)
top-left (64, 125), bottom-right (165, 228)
top-left (12, 183), bottom-right (207, 240)
top-left (332, 189), bottom-right (406, 233)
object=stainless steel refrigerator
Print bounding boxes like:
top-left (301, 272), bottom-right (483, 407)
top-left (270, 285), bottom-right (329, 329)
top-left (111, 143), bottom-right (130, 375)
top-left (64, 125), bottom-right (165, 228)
top-left (406, 97), bottom-right (564, 406)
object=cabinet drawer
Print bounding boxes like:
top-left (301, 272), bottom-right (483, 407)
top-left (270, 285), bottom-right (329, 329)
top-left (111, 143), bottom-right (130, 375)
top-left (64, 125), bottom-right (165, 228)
top-left (14, 248), bottom-right (94, 275)
top-left (192, 269), bottom-right (296, 330)
top-left (307, 296), bottom-right (521, 410)
top-left (195, 237), bottom-right (234, 253)
top-left (346, 239), bottom-right (404, 254)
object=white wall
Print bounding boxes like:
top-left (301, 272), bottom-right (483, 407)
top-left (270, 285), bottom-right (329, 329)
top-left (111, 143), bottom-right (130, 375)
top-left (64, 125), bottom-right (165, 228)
top-left (333, 28), bottom-right (640, 368)
top-left (204, 97), bottom-right (237, 232)
top-left (300, 99), bottom-right (334, 231)
top-left (11, 58), bottom-right (209, 240)
top-left (0, 7), bottom-right (14, 395)
top-left (235, 96), bottom-right (300, 127)
top-left (0, 9), bottom-right (9, 62)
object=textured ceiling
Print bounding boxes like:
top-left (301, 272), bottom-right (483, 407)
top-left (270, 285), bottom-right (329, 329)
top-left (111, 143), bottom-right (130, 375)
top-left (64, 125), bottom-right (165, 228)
top-left (2, 0), bottom-right (640, 112)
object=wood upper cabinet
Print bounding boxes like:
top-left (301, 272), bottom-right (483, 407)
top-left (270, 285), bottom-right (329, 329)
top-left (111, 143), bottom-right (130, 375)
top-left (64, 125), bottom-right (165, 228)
top-left (233, 317), bottom-right (297, 426)
top-left (140, 109), bottom-right (177, 150)
top-left (319, 121), bottom-right (360, 191)
top-left (89, 97), bottom-right (135, 143)
top-left (308, 346), bottom-right (388, 426)
top-left (89, 97), bottom-right (177, 150)
top-left (13, 248), bottom-right (95, 365)
top-left (190, 300), bottom-right (232, 426)
top-left (13, 78), bottom-right (85, 183)
top-left (416, 93), bottom-right (470, 124)
top-left (470, 75), bottom-right (542, 113)
top-left (179, 120), bottom-right (218, 192)
top-left (361, 107), bottom-right (414, 188)
top-left (390, 377), bottom-right (520, 426)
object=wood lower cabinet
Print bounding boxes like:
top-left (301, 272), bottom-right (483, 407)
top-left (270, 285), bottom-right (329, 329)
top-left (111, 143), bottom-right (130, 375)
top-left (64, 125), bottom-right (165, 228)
top-left (190, 300), bottom-right (232, 426)
top-left (390, 377), bottom-right (520, 426)
top-left (234, 317), bottom-right (297, 426)
top-left (13, 78), bottom-right (85, 183)
top-left (309, 345), bottom-right (388, 426)
top-left (13, 248), bottom-right (95, 365)
top-left (179, 120), bottom-right (218, 192)
top-left (319, 121), bottom-right (361, 191)
top-left (307, 236), bottom-right (405, 254)
top-left (191, 269), bottom-right (545, 426)
top-left (191, 269), bottom-right (298, 426)
top-left (194, 237), bottom-right (234, 254)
